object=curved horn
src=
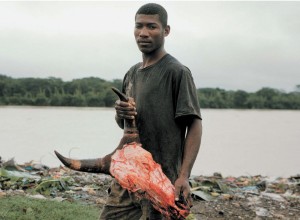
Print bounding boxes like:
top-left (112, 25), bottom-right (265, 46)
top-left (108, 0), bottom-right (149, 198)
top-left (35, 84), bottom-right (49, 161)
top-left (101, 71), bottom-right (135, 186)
top-left (111, 87), bottom-right (128, 102)
top-left (54, 87), bottom-right (138, 175)
top-left (54, 150), bottom-right (110, 174)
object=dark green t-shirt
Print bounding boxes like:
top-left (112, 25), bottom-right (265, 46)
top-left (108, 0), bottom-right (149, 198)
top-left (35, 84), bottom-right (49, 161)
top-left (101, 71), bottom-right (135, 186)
top-left (122, 54), bottom-right (201, 183)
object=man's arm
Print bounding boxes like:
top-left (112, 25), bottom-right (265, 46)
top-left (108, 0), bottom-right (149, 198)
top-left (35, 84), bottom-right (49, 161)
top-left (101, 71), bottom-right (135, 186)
top-left (174, 117), bottom-right (202, 207)
top-left (114, 98), bottom-right (137, 129)
top-left (115, 114), bottom-right (124, 129)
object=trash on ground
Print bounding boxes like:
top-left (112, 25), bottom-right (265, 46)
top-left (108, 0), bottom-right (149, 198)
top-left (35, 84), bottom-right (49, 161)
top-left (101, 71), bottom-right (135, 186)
top-left (0, 156), bottom-right (299, 219)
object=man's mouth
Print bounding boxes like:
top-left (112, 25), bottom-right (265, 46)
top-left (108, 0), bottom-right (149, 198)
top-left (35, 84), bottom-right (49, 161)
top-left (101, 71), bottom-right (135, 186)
top-left (138, 41), bottom-right (151, 46)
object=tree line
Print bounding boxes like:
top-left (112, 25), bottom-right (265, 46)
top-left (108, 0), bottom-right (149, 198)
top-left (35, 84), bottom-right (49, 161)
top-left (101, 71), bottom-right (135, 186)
top-left (198, 87), bottom-right (300, 109)
top-left (0, 74), bottom-right (299, 109)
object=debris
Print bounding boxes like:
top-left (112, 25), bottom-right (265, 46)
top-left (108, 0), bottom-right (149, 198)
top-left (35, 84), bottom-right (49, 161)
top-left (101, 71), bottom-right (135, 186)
top-left (260, 192), bottom-right (286, 202)
top-left (255, 207), bottom-right (269, 217)
top-left (20, 160), bottom-right (50, 171)
top-left (0, 167), bottom-right (40, 181)
top-left (247, 196), bottom-right (262, 206)
top-left (240, 186), bottom-right (260, 195)
top-left (35, 179), bottom-right (67, 196)
top-left (211, 192), bottom-right (220, 197)
top-left (0, 157), bottom-right (299, 219)
top-left (0, 191), bottom-right (6, 197)
top-left (220, 194), bottom-right (234, 200)
top-left (52, 196), bottom-right (67, 202)
top-left (273, 213), bottom-right (285, 219)
top-left (192, 190), bottom-right (215, 201)
top-left (95, 198), bottom-right (106, 205)
top-left (87, 188), bottom-right (96, 195)
top-left (213, 172), bottom-right (223, 179)
top-left (27, 194), bottom-right (47, 200)
top-left (186, 213), bottom-right (196, 220)
top-left (2, 158), bottom-right (26, 172)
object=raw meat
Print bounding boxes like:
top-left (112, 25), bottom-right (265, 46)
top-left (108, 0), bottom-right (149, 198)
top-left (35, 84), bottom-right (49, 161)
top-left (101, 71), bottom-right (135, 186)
top-left (110, 142), bottom-right (190, 219)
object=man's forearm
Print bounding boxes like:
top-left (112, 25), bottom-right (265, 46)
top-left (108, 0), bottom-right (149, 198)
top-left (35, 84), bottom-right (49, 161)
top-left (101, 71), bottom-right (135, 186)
top-left (179, 118), bottom-right (202, 178)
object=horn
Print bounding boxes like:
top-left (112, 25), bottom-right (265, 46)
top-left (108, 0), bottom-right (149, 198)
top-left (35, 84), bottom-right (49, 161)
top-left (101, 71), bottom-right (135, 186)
top-left (54, 150), bottom-right (110, 174)
top-left (111, 87), bottom-right (128, 102)
top-left (111, 87), bottom-right (137, 133)
top-left (54, 87), bottom-right (138, 174)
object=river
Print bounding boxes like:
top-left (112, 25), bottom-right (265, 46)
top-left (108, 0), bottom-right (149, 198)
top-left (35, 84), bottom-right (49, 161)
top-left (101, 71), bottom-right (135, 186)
top-left (1, 106), bottom-right (299, 177)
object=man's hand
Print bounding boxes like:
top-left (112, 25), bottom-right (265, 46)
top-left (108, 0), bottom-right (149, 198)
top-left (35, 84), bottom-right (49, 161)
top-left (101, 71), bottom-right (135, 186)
top-left (115, 98), bottom-right (137, 120)
top-left (174, 176), bottom-right (193, 208)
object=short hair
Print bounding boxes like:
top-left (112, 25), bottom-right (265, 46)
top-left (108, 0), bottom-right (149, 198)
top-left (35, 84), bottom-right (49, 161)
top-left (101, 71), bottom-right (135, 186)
top-left (135, 3), bottom-right (168, 27)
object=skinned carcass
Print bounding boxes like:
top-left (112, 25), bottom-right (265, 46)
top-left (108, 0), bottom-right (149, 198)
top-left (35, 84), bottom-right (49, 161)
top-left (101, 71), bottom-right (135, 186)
top-left (54, 87), bottom-right (189, 219)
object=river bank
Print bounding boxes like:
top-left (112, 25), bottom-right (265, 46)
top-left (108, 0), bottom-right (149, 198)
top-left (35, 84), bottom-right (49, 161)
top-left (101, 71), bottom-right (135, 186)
top-left (0, 158), bottom-right (299, 219)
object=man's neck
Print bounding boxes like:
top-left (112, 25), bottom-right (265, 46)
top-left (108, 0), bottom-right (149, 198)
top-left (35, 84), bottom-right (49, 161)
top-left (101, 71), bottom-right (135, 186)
top-left (141, 49), bottom-right (167, 69)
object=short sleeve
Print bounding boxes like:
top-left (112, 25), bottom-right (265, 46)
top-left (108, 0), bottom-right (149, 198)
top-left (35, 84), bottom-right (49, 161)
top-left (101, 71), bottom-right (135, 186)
top-left (174, 68), bottom-right (202, 120)
top-left (122, 73), bottom-right (128, 94)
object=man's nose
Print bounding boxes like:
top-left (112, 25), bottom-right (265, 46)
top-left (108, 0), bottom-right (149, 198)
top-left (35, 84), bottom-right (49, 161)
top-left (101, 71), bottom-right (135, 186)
top-left (139, 27), bottom-right (149, 37)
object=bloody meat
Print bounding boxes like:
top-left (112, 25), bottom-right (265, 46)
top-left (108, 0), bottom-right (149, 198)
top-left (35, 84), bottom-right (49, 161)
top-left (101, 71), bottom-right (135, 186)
top-left (110, 142), bottom-right (190, 219)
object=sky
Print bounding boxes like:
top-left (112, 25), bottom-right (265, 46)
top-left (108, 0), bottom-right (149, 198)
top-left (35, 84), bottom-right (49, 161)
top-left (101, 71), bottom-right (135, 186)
top-left (0, 1), bottom-right (300, 92)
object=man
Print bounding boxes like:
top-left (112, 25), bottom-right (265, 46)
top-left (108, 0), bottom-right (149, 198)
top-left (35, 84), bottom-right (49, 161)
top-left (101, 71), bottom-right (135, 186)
top-left (100, 3), bottom-right (202, 219)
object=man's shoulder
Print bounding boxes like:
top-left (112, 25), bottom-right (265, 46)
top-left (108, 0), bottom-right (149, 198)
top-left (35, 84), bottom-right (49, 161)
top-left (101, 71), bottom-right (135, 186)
top-left (124, 62), bottom-right (141, 79)
top-left (163, 54), bottom-right (192, 78)
top-left (165, 54), bottom-right (190, 72)
top-left (128, 62), bottom-right (141, 72)
top-left (123, 62), bottom-right (141, 85)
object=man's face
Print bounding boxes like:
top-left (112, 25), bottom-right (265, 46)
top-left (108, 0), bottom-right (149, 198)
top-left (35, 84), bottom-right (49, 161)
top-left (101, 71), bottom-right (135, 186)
top-left (134, 14), bottom-right (169, 54)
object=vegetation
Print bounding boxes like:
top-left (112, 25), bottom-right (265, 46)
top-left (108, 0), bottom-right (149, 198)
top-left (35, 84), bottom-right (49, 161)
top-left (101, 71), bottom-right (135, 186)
top-left (0, 74), bottom-right (299, 109)
top-left (0, 195), bottom-right (100, 220)
top-left (0, 74), bottom-right (122, 107)
top-left (197, 87), bottom-right (300, 109)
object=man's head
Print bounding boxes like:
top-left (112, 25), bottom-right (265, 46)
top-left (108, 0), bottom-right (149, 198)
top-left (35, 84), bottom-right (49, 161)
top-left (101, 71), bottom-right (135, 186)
top-left (134, 3), bottom-right (170, 55)
top-left (135, 3), bottom-right (168, 28)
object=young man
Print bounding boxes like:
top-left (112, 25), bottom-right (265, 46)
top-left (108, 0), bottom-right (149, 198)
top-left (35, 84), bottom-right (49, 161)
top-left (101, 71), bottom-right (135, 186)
top-left (100, 3), bottom-right (202, 219)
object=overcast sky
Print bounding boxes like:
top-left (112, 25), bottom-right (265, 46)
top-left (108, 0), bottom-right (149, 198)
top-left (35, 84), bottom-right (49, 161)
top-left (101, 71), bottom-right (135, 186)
top-left (0, 1), bottom-right (299, 92)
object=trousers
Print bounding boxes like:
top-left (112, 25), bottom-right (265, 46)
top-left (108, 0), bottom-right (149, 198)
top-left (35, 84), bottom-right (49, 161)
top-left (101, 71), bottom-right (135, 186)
top-left (99, 179), bottom-right (166, 220)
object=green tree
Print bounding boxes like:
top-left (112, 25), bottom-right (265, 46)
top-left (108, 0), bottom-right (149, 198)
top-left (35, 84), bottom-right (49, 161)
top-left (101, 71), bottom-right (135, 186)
top-left (34, 90), bottom-right (48, 106)
top-left (233, 90), bottom-right (248, 108)
top-left (86, 92), bottom-right (105, 107)
top-left (246, 95), bottom-right (265, 109)
top-left (104, 90), bottom-right (117, 107)
top-left (0, 74), bottom-right (299, 109)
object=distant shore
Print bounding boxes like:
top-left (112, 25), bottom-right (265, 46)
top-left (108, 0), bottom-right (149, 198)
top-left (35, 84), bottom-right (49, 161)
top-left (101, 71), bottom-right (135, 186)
top-left (1, 74), bottom-right (299, 109)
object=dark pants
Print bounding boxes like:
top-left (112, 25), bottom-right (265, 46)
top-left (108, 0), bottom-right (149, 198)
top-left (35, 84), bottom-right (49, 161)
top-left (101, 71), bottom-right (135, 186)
top-left (99, 179), bottom-right (165, 220)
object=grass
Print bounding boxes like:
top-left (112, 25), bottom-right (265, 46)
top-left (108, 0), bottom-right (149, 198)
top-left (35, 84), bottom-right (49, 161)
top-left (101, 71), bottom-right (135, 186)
top-left (0, 195), bottom-right (197, 220)
top-left (0, 195), bottom-right (100, 220)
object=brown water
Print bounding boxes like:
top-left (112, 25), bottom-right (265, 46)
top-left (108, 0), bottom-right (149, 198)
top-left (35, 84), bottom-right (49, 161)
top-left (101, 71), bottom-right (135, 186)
top-left (1, 106), bottom-right (299, 177)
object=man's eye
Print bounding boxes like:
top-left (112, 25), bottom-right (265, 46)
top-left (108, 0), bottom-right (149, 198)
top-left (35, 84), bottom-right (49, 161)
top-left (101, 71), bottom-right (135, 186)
top-left (149, 25), bottom-right (156, 29)
top-left (135, 24), bottom-right (142, 29)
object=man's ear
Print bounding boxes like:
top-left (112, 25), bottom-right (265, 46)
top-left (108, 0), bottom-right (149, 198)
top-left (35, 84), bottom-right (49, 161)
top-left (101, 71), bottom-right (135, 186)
top-left (164, 25), bottom-right (170, 36)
